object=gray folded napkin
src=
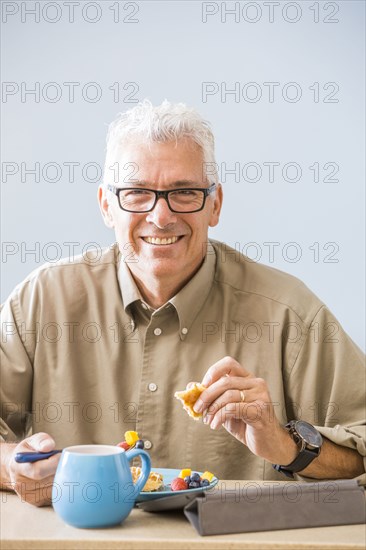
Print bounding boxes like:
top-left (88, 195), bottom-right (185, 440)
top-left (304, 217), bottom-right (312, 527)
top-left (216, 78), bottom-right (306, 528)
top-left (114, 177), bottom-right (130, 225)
top-left (184, 479), bottom-right (366, 536)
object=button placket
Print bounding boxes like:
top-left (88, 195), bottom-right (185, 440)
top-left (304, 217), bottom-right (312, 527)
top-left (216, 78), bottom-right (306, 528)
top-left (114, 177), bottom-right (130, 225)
top-left (140, 309), bottom-right (179, 463)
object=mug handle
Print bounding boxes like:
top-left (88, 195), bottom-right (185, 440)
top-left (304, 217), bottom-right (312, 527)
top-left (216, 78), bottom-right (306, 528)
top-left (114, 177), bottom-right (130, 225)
top-left (126, 449), bottom-right (151, 495)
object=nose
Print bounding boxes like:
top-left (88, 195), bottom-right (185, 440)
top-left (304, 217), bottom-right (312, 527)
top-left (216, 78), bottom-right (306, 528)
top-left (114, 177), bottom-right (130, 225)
top-left (145, 196), bottom-right (178, 228)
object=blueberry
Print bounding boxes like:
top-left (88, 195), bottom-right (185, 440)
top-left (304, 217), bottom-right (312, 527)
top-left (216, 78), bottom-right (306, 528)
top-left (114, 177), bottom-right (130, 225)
top-left (184, 476), bottom-right (191, 484)
top-left (190, 472), bottom-right (201, 482)
top-left (135, 440), bottom-right (144, 449)
top-left (189, 481), bottom-right (201, 489)
top-left (200, 479), bottom-right (210, 487)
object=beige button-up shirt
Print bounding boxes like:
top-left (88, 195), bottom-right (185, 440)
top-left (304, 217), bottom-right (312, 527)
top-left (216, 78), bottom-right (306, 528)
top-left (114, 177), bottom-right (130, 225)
top-left (1, 240), bottom-right (365, 481)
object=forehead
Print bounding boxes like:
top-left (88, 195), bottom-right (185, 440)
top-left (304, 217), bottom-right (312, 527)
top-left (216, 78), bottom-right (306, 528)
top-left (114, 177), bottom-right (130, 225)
top-left (116, 138), bottom-right (205, 185)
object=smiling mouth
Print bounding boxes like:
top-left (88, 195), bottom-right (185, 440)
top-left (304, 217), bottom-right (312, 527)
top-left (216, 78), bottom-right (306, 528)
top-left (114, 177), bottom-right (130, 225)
top-left (142, 236), bottom-right (181, 245)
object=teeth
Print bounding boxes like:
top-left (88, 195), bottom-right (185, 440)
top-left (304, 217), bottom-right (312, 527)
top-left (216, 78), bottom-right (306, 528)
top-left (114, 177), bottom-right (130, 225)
top-left (144, 236), bottom-right (179, 245)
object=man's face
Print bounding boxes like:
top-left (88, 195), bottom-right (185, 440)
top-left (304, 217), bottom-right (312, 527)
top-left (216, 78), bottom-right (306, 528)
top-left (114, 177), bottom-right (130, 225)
top-left (99, 139), bottom-right (222, 286)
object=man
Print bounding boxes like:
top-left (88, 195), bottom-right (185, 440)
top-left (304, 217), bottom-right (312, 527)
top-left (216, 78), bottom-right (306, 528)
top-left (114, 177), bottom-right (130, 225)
top-left (1, 100), bottom-right (365, 507)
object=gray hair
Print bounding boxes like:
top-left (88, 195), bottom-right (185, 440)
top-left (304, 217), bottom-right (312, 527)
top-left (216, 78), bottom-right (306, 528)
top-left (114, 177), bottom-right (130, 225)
top-left (103, 99), bottom-right (218, 186)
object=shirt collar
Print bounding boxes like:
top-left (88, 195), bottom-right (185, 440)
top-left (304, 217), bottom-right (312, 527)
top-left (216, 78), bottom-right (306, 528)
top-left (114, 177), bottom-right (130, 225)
top-left (118, 241), bottom-right (216, 339)
top-left (118, 254), bottom-right (144, 314)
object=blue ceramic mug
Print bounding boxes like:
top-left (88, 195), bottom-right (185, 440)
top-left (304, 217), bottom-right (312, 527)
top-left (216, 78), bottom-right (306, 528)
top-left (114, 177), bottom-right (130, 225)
top-left (52, 445), bottom-right (151, 528)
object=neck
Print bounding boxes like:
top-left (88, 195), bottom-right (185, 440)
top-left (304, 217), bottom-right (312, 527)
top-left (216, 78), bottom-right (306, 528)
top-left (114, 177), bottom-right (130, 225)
top-left (129, 262), bottom-right (203, 309)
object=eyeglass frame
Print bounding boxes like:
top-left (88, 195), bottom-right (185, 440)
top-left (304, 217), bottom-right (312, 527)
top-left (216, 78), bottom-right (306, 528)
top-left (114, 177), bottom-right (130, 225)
top-left (106, 183), bottom-right (217, 213)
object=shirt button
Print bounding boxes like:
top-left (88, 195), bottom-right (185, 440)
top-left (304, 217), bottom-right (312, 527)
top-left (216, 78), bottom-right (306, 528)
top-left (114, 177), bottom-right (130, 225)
top-left (154, 328), bottom-right (162, 336)
top-left (141, 303), bottom-right (148, 310)
top-left (182, 327), bottom-right (188, 335)
top-left (148, 383), bottom-right (158, 392)
top-left (144, 440), bottom-right (153, 450)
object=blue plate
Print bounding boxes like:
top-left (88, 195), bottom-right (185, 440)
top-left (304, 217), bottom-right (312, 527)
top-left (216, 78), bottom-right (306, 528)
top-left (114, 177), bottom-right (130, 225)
top-left (136, 468), bottom-right (219, 502)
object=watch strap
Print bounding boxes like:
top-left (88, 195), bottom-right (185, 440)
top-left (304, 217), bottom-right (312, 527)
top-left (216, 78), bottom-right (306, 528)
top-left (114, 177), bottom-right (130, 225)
top-left (273, 445), bottom-right (320, 478)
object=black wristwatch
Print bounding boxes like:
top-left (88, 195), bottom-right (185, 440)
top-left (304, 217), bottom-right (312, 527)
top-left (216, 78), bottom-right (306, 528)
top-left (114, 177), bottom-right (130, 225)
top-left (273, 420), bottom-right (323, 478)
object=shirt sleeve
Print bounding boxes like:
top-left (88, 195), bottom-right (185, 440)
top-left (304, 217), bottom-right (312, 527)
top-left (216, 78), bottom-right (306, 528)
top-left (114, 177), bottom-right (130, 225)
top-left (285, 305), bottom-right (366, 484)
top-left (0, 291), bottom-right (34, 442)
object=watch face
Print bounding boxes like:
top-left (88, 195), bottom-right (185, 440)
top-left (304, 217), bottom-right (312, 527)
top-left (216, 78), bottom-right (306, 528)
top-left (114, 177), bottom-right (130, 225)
top-left (296, 421), bottom-right (323, 447)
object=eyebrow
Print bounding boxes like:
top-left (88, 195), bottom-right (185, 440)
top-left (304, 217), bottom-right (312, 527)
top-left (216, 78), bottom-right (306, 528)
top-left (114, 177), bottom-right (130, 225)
top-left (123, 180), bottom-right (201, 188)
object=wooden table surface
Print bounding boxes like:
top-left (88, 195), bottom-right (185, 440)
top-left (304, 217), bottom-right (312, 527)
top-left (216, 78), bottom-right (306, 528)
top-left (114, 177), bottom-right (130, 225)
top-left (1, 482), bottom-right (365, 550)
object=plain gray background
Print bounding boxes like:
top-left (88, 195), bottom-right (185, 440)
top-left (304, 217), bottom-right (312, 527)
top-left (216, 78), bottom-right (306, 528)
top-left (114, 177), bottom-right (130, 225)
top-left (1, 0), bottom-right (365, 350)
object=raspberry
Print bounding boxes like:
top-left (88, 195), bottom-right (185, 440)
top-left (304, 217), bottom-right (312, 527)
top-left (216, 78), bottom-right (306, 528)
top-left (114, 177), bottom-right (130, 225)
top-left (117, 441), bottom-right (130, 451)
top-left (171, 477), bottom-right (188, 491)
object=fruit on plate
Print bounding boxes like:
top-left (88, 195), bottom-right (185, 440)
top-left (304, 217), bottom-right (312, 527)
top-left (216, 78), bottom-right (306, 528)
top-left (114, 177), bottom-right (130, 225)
top-left (130, 466), bottom-right (164, 492)
top-left (171, 477), bottom-right (188, 491)
top-left (178, 468), bottom-right (191, 479)
top-left (116, 441), bottom-right (130, 451)
top-left (116, 431), bottom-right (145, 451)
top-left (174, 383), bottom-right (206, 420)
top-left (201, 471), bottom-right (215, 482)
top-left (125, 430), bottom-right (140, 446)
top-left (171, 470), bottom-right (215, 491)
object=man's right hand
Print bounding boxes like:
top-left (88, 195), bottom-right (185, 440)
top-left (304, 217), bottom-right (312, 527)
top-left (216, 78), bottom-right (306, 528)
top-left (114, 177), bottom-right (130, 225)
top-left (1, 432), bottom-right (60, 507)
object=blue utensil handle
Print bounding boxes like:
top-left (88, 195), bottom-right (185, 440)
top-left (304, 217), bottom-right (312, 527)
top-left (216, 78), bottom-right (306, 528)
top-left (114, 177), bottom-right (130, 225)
top-left (14, 450), bottom-right (62, 463)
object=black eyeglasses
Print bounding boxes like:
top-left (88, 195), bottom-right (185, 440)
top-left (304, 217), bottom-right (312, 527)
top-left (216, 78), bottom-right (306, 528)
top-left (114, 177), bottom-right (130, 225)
top-left (107, 183), bottom-right (216, 213)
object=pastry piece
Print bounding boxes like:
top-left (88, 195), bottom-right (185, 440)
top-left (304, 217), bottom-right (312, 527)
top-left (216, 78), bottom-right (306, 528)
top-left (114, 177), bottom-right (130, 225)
top-left (130, 466), bottom-right (164, 492)
top-left (174, 382), bottom-right (206, 420)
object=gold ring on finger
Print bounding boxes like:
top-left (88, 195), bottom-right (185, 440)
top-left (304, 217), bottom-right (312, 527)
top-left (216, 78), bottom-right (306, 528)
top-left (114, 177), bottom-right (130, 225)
top-left (239, 390), bottom-right (246, 402)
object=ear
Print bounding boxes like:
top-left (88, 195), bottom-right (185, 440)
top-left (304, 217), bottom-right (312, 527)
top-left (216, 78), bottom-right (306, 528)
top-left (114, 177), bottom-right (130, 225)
top-left (209, 184), bottom-right (223, 228)
top-left (98, 185), bottom-right (115, 228)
